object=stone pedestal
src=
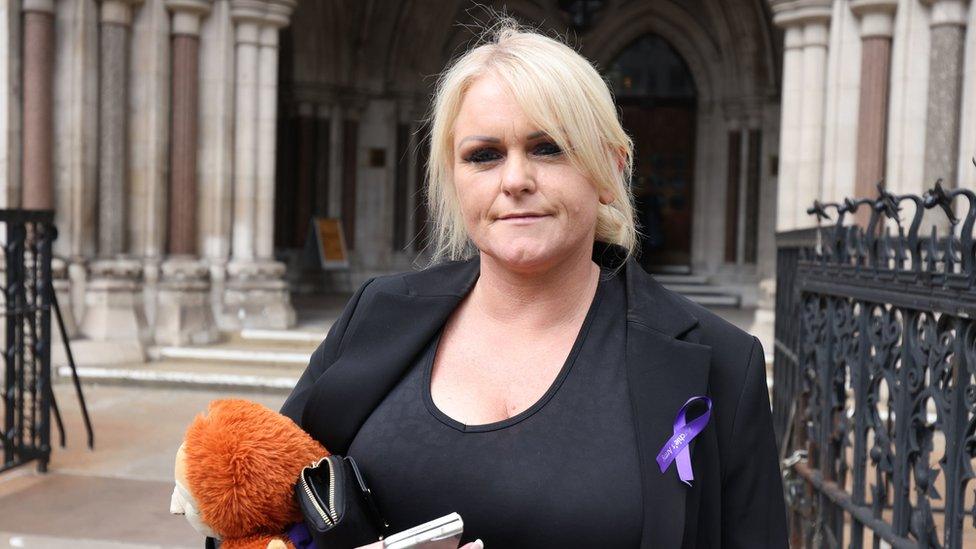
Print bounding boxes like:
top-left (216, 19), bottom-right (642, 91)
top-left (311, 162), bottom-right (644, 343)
top-left (221, 259), bottom-right (295, 330)
top-left (155, 257), bottom-right (218, 345)
top-left (79, 258), bottom-right (148, 360)
top-left (51, 256), bottom-right (78, 339)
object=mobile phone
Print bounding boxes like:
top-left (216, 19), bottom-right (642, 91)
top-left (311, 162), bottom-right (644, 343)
top-left (382, 512), bottom-right (464, 549)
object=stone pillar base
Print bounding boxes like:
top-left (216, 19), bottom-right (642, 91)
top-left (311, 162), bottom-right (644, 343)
top-left (220, 259), bottom-right (296, 330)
top-left (79, 258), bottom-right (149, 360)
top-left (52, 257), bottom-right (78, 339)
top-left (155, 257), bottom-right (219, 346)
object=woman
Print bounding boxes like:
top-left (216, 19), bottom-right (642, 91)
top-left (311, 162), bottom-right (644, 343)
top-left (280, 19), bottom-right (787, 549)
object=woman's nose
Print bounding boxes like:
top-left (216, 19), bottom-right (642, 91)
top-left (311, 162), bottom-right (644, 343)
top-left (499, 153), bottom-right (536, 196)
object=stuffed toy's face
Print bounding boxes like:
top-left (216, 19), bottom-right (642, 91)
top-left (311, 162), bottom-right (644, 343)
top-left (170, 442), bottom-right (221, 540)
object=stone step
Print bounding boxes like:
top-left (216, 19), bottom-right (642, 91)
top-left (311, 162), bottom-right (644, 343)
top-left (648, 264), bottom-right (692, 275)
top-left (148, 343), bottom-right (313, 366)
top-left (240, 327), bottom-right (329, 344)
top-left (661, 282), bottom-right (737, 295)
top-left (683, 293), bottom-right (741, 307)
top-left (650, 273), bottom-right (710, 285)
top-left (55, 359), bottom-right (304, 394)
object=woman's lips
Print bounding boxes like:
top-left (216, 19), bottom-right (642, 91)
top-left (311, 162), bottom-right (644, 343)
top-left (497, 214), bottom-right (550, 224)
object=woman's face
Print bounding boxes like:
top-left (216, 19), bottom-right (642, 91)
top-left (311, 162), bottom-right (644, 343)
top-left (451, 73), bottom-right (612, 273)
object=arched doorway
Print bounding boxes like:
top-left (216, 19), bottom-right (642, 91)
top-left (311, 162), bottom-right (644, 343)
top-left (604, 34), bottom-right (697, 271)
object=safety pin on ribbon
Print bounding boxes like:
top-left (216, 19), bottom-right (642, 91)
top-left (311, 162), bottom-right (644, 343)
top-left (655, 395), bottom-right (712, 487)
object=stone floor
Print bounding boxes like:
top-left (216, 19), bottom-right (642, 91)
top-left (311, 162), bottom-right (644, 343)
top-left (0, 384), bottom-right (286, 548)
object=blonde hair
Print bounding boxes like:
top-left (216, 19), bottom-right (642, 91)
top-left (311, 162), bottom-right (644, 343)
top-left (421, 17), bottom-right (637, 264)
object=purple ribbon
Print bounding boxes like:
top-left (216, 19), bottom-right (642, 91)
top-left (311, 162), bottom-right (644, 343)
top-left (287, 521), bottom-right (319, 549)
top-left (656, 395), bottom-right (712, 487)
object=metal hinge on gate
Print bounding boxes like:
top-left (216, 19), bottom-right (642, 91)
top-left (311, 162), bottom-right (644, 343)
top-left (781, 449), bottom-right (810, 515)
top-left (782, 449), bottom-right (807, 468)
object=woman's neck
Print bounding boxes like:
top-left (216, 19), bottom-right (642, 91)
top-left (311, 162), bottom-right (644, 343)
top-left (470, 245), bottom-right (600, 332)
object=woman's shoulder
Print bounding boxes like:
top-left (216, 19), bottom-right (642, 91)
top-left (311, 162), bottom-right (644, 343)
top-left (353, 257), bottom-right (479, 300)
top-left (658, 285), bottom-right (763, 379)
top-left (688, 294), bottom-right (757, 353)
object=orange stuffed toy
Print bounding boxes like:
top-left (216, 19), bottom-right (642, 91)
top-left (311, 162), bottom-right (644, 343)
top-left (170, 399), bottom-right (328, 549)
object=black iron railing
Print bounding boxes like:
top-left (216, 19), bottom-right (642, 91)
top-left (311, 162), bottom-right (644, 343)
top-left (776, 182), bottom-right (976, 548)
top-left (0, 210), bottom-right (91, 474)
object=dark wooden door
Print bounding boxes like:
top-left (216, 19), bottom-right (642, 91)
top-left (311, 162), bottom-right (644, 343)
top-left (620, 100), bottom-right (696, 269)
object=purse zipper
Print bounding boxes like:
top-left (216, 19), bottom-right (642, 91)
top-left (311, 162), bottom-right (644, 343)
top-left (327, 456), bottom-right (338, 523)
top-left (301, 456), bottom-right (339, 526)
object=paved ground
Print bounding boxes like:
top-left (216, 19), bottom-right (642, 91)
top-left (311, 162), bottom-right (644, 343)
top-left (0, 384), bottom-right (286, 548)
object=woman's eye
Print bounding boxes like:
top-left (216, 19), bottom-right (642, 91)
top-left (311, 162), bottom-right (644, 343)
top-left (462, 142), bottom-right (562, 164)
top-left (465, 149), bottom-right (502, 163)
top-left (534, 142), bottom-right (562, 156)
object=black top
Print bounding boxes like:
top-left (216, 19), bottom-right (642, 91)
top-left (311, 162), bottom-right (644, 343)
top-left (230, 242), bottom-right (790, 549)
top-left (346, 266), bottom-right (643, 548)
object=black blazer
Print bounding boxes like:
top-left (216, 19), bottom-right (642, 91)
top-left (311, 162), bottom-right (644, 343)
top-left (267, 242), bottom-right (788, 548)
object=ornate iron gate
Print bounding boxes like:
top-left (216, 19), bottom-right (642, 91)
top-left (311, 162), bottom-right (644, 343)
top-left (1, 210), bottom-right (55, 472)
top-left (0, 210), bottom-right (92, 474)
top-left (776, 183), bottom-right (976, 548)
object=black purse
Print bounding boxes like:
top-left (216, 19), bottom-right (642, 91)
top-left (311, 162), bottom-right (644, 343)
top-left (295, 455), bottom-right (389, 548)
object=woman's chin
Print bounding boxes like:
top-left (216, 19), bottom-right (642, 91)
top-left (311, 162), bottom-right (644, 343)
top-left (484, 243), bottom-right (559, 273)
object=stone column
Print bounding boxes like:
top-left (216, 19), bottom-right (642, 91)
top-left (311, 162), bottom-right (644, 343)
top-left (197, 0), bottom-right (235, 321)
top-left (81, 0), bottom-right (148, 359)
top-left (796, 14), bottom-right (831, 229)
top-left (254, 2), bottom-right (292, 260)
top-left (52, 1), bottom-right (100, 332)
top-left (229, 0), bottom-right (260, 264)
top-left (851, 0), bottom-right (897, 228)
top-left (128, 0), bottom-right (170, 271)
top-left (771, 1), bottom-right (832, 231)
top-left (922, 0), bottom-right (968, 234)
top-left (155, 0), bottom-right (218, 346)
top-left (21, 0), bottom-right (55, 210)
top-left (222, 0), bottom-right (295, 329)
top-left (98, 0), bottom-right (143, 256)
top-left (775, 24), bottom-right (804, 231)
top-left (22, 1), bottom-right (78, 341)
top-left (166, 0), bottom-right (209, 256)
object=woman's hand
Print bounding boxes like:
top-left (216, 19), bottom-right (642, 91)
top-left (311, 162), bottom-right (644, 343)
top-left (355, 539), bottom-right (483, 549)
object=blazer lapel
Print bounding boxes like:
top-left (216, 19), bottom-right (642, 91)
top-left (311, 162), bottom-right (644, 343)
top-left (302, 258), bottom-right (480, 454)
top-left (627, 323), bottom-right (712, 548)
top-left (622, 255), bottom-right (712, 549)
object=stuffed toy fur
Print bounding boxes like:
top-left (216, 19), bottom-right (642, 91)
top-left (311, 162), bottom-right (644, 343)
top-left (171, 399), bottom-right (328, 549)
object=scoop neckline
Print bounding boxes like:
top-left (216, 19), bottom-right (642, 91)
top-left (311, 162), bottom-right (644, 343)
top-left (421, 269), bottom-right (608, 433)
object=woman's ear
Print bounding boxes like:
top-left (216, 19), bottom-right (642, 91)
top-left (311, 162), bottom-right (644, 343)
top-left (599, 147), bottom-right (626, 205)
top-left (614, 148), bottom-right (626, 175)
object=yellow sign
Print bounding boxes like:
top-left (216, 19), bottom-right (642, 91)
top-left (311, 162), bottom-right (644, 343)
top-left (306, 217), bottom-right (348, 269)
